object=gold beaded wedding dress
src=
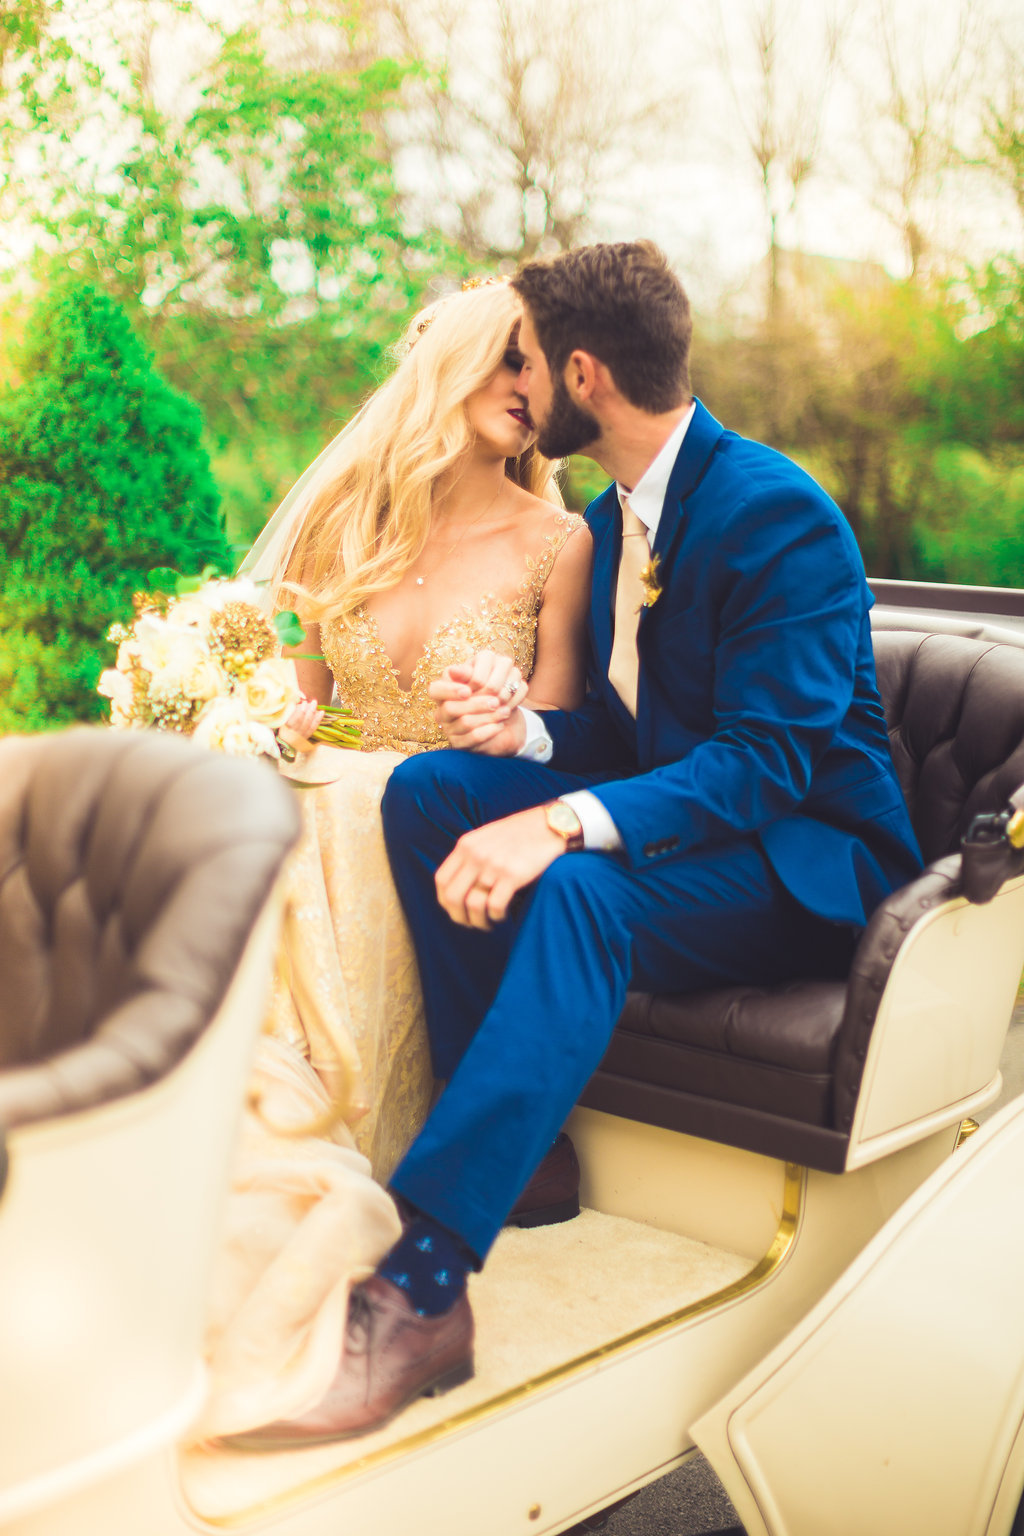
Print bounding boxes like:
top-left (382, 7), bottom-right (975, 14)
top-left (194, 510), bottom-right (583, 1441)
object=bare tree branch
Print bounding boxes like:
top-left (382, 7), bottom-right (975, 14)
top-left (375, 0), bottom-right (691, 262)
top-left (705, 0), bottom-right (853, 318)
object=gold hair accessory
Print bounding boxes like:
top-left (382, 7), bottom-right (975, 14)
top-left (639, 554), bottom-right (663, 609)
top-left (406, 275), bottom-right (511, 352)
top-left (461, 274), bottom-right (512, 291)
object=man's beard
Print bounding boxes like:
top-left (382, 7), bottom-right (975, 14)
top-left (536, 372), bottom-right (601, 459)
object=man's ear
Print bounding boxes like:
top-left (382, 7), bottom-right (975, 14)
top-left (563, 349), bottom-right (605, 403)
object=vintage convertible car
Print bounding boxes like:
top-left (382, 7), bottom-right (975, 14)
top-left (3, 581), bottom-right (1024, 1536)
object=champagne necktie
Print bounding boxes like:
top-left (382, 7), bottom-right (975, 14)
top-left (607, 495), bottom-right (649, 717)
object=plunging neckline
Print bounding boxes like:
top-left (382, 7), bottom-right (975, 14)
top-left (318, 510), bottom-right (583, 753)
top-left (359, 535), bottom-right (563, 693)
top-left (358, 595), bottom-right (510, 695)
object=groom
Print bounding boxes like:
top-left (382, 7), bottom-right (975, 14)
top-left (240, 241), bottom-right (922, 1446)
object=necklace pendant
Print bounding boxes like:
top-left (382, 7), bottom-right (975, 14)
top-left (415, 577), bottom-right (424, 586)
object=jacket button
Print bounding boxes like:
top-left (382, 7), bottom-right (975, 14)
top-left (643, 844), bottom-right (658, 858)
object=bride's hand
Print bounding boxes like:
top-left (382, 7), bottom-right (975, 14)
top-left (430, 653), bottom-right (529, 755)
top-left (463, 651), bottom-right (531, 709)
top-left (278, 697), bottom-right (325, 754)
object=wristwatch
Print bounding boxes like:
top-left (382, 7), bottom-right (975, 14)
top-left (544, 799), bottom-right (585, 852)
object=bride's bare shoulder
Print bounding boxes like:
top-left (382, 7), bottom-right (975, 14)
top-left (510, 495), bottom-right (592, 601)
top-left (513, 486), bottom-right (590, 543)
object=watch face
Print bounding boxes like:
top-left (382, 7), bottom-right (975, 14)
top-left (547, 801), bottom-right (581, 839)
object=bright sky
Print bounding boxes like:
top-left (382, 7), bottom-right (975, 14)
top-left (2, 0), bottom-right (1021, 312)
top-left (574, 0), bottom-right (1024, 306)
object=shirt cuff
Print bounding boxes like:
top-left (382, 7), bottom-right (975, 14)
top-left (516, 707), bottom-right (554, 764)
top-left (559, 790), bottom-right (623, 852)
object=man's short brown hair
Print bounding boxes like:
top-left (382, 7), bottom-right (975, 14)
top-left (512, 241), bottom-right (692, 413)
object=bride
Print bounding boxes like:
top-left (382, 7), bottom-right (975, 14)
top-left (194, 279), bottom-right (591, 1441)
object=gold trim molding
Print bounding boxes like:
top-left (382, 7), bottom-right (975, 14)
top-left (187, 1163), bottom-right (805, 1530)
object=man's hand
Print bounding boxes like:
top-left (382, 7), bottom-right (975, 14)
top-left (436, 805), bottom-right (569, 929)
top-left (429, 650), bottom-right (529, 756)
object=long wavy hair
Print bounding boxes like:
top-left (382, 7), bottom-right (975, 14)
top-left (274, 283), bottom-right (563, 628)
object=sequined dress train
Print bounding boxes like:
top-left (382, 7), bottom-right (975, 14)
top-left (194, 510), bottom-right (583, 1440)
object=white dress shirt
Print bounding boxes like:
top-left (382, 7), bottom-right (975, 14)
top-left (518, 404), bottom-right (696, 850)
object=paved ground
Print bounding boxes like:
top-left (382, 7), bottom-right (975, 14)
top-left (586, 1456), bottom-right (743, 1535)
top-left (573, 1003), bottom-right (1024, 1536)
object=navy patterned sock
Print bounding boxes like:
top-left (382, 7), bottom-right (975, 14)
top-left (378, 1216), bottom-right (475, 1316)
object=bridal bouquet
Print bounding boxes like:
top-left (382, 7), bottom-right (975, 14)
top-left (98, 569), bottom-right (361, 760)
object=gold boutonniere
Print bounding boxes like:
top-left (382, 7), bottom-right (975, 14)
top-left (639, 554), bottom-right (663, 609)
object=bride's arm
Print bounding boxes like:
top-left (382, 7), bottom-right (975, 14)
top-left (278, 623), bottom-right (334, 750)
top-left (524, 523), bottom-right (592, 712)
top-left (428, 524), bottom-right (591, 751)
top-left (282, 622), bottom-right (334, 706)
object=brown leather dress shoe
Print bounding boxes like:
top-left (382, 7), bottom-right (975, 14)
top-left (506, 1132), bottom-right (580, 1228)
top-left (219, 1275), bottom-right (474, 1450)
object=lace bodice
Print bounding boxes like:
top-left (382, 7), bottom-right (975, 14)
top-left (322, 510), bottom-right (584, 754)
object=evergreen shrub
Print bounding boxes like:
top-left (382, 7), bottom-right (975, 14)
top-left (0, 281), bottom-right (231, 729)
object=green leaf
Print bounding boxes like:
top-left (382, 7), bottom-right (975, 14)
top-left (273, 609), bottom-right (306, 647)
top-left (148, 566), bottom-right (180, 590)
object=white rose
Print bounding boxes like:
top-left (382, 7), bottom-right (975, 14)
top-left (167, 596), bottom-right (213, 631)
top-left (197, 577), bottom-right (263, 612)
top-left (185, 651), bottom-right (230, 704)
top-left (98, 668), bottom-right (136, 727)
top-left (193, 697), bottom-right (279, 758)
top-left (240, 658), bottom-right (302, 728)
top-left (135, 614), bottom-right (210, 695)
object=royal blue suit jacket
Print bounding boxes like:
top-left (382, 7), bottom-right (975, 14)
top-left (544, 400), bottom-right (922, 927)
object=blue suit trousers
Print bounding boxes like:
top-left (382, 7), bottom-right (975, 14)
top-left (382, 750), bottom-right (856, 1262)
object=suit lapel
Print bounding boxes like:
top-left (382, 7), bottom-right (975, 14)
top-left (635, 400), bottom-right (725, 761)
top-left (585, 401), bottom-right (726, 756)
top-left (585, 483), bottom-right (638, 738)
top-left (649, 399), bottom-right (726, 571)
top-left (585, 482), bottom-right (619, 676)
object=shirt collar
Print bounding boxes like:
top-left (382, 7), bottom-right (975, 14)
top-left (616, 402), bottom-right (695, 536)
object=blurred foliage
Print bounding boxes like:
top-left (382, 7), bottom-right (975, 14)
top-left (913, 447), bottom-right (1024, 585)
top-left (696, 267), bottom-right (1024, 585)
top-left (1, 0), bottom-right (461, 546)
top-left (0, 281), bottom-right (229, 730)
top-left (0, 0), bottom-right (1023, 739)
top-left (563, 454), bottom-right (612, 511)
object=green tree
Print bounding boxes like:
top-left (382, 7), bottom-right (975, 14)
top-left (0, 280), bottom-right (230, 730)
top-left (1, 1), bottom-right (453, 546)
top-left (695, 287), bottom-right (935, 576)
top-left (697, 272), bottom-right (1024, 583)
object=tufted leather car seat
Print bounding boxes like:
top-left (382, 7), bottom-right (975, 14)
top-left (580, 631), bottom-right (1024, 1171)
top-left (0, 727), bottom-right (300, 1131)
top-left (0, 728), bottom-right (300, 1517)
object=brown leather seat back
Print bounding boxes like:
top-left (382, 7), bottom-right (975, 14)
top-left (874, 630), bottom-right (1024, 861)
top-left (0, 729), bottom-right (299, 1128)
top-left (584, 630), bottom-right (1024, 1169)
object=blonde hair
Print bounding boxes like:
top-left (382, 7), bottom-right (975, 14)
top-left (274, 283), bottom-right (563, 627)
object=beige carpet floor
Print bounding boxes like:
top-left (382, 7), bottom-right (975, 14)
top-left (180, 1208), bottom-right (751, 1524)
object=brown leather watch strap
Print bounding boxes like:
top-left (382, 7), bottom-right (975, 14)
top-left (544, 799), bottom-right (584, 851)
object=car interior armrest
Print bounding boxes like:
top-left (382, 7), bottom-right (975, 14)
top-left (832, 855), bottom-right (963, 1136)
